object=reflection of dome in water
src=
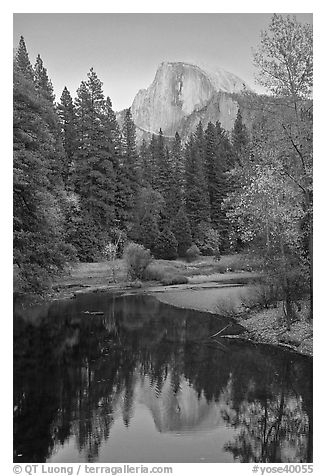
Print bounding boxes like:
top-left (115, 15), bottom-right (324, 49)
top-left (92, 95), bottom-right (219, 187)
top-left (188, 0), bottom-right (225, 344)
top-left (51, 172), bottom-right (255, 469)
top-left (137, 374), bottom-right (222, 434)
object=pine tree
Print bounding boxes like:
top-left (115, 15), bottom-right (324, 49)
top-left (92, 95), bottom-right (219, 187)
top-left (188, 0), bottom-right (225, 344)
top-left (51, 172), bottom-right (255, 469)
top-left (32, 54), bottom-right (66, 188)
top-left (148, 134), bottom-right (159, 188)
top-left (171, 207), bottom-right (192, 257)
top-left (58, 87), bottom-right (77, 187)
top-left (163, 145), bottom-right (180, 224)
top-left (105, 96), bottom-right (121, 154)
top-left (154, 128), bottom-right (167, 194)
top-left (194, 121), bottom-right (206, 166)
top-left (151, 130), bottom-right (182, 226)
top-left (104, 96), bottom-right (124, 228)
top-left (139, 139), bottom-right (151, 186)
top-left (122, 108), bottom-right (139, 182)
top-left (232, 108), bottom-right (249, 164)
top-left (14, 36), bottom-right (34, 81)
top-left (13, 40), bottom-right (71, 290)
top-left (138, 213), bottom-right (160, 252)
top-left (185, 124), bottom-right (210, 243)
top-left (117, 108), bottom-right (139, 229)
top-left (34, 54), bottom-right (55, 103)
top-left (205, 121), bottom-right (231, 250)
top-left (74, 68), bottom-right (117, 256)
top-left (225, 109), bottom-right (250, 251)
top-left (171, 131), bottom-right (184, 208)
top-left (132, 187), bottom-right (164, 251)
top-left (154, 227), bottom-right (178, 260)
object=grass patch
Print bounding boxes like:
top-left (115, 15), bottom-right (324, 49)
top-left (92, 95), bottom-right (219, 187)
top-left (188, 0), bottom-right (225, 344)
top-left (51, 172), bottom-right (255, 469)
top-left (54, 253), bottom-right (262, 292)
top-left (143, 262), bottom-right (188, 285)
top-left (161, 275), bottom-right (188, 286)
top-left (144, 261), bottom-right (187, 280)
top-left (131, 254), bottom-right (262, 285)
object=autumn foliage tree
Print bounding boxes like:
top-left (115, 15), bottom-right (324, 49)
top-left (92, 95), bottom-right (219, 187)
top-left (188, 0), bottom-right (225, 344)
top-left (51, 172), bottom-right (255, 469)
top-left (226, 14), bottom-right (313, 325)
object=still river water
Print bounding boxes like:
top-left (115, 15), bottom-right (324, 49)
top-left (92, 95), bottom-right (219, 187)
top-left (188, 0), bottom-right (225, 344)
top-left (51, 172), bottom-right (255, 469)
top-left (14, 292), bottom-right (312, 463)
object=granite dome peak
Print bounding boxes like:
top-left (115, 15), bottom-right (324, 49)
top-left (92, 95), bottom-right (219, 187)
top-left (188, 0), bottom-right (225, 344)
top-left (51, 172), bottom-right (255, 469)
top-left (129, 61), bottom-right (252, 140)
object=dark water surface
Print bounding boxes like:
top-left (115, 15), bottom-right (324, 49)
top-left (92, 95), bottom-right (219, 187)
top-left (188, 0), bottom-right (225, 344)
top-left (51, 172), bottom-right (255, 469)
top-left (14, 292), bottom-right (312, 463)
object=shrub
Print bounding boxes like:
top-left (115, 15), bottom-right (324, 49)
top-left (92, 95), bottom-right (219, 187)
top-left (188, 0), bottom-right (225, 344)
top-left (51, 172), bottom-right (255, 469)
top-left (123, 243), bottom-right (152, 280)
top-left (213, 262), bottom-right (227, 274)
top-left (200, 228), bottom-right (221, 257)
top-left (102, 242), bottom-right (117, 261)
top-left (129, 279), bottom-right (143, 288)
top-left (215, 296), bottom-right (240, 317)
top-left (240, 284), bottom-right (280, 310)
top-left (143, 262), bottom-right (166, 281)
top-left (185, 244), bottom-right (201, 262)
top-left (153, 228), bottom-right (178, 260)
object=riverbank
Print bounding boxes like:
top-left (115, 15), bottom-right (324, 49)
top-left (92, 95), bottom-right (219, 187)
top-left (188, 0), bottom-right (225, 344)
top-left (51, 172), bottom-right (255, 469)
top-left (235, 304), bottom-right (313, 357)
top-left (38, 254), bottom-right (259, 301)
top-left (15, 256), bottom-right (312, 357)
top-left (154, 287), bottom-right (313, 357)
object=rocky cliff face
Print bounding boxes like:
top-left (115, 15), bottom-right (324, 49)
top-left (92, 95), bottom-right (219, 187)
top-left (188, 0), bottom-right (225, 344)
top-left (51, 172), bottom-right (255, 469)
top-left (127, 61), bottom-right (251, 141)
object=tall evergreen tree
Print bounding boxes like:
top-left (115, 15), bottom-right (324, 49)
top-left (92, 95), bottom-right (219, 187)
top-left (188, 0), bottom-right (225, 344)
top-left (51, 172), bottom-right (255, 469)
top-left (117, 108), bottom-right (139, 229)
top-left (154, 226), bottom-right (178, 260)
top-left (154, 128), bottom-right (166, 194)
top-left (148, 133), bottom-right (159, 188)
top-left (105, 96), bottom-right (121, 154)
top-left (121, 108), bottom-right (139, 183)
top-left (185, 124), bottom-right (210, 243)
top-left (139, 139), bottom-right (151, 186)
top-left (13, 40), bottom-right (71, 290)
top-left (171, 131), bottom-right (184, 210)
top-left (34, 54), bottom-right (55, 103)
top-left (32, 54), bottom-right (66, 187)
top-left (171, 207), bottom-right (192, 257)
top-left (15, 36), bottom-right (34, 81)
top-left (132, 187), bottom-right (163, 252)
top-left (150, 131), bottom-right (178, 225)
top-left (104, 96), bottom-right (124, 228)
top-left (205, 121), bottom-right (232, 250)
top-left (232, 108), bottom-right (249, 164)
top-left (58, 87), bottom-right (77, 187)
top-left (163, 145), bottom-right (180, 224)
top-left (73, 68), bottom-right (117, 256)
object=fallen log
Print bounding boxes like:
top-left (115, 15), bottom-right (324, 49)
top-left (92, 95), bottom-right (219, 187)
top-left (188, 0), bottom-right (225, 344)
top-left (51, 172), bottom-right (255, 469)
top-left (82, 311), bottom-right (104, 315)
top-left (210, 324), bottom-right (231, 338)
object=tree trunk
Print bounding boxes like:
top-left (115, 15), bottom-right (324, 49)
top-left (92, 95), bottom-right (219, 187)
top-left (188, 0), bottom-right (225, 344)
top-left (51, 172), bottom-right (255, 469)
top-left (279, 232), bottom-right (292, 330)
top-left (309, 230), bottom-right (313, 320)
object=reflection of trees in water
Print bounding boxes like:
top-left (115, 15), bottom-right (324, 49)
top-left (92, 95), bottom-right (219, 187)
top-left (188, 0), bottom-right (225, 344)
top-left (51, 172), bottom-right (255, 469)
top-left (221, 359), bottom-right (312, 462)
top-left (13, 294), bottom-right (312, 463)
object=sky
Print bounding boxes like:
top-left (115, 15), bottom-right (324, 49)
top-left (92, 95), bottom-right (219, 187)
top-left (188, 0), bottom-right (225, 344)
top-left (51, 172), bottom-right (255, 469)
top-left (13, 13), bottom-right (313, 111)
